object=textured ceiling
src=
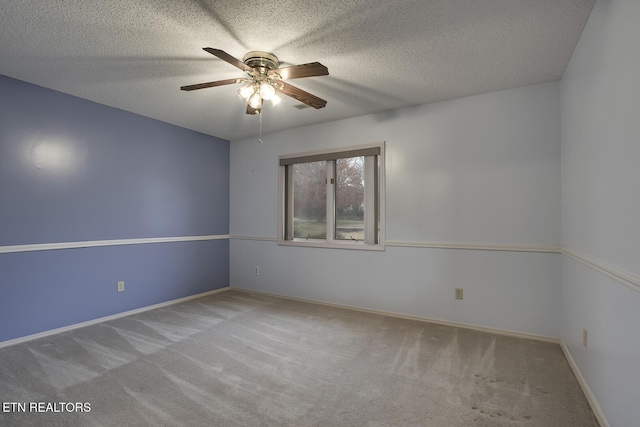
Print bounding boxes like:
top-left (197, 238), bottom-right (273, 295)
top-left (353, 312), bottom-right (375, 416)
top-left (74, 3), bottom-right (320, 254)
top-left (0, 0), bottom-right (594, 141)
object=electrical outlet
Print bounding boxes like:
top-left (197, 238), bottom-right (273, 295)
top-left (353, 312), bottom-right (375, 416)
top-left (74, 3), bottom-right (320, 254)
top-left (253, 266), bottom-right (260, 276)
top-left (455, 288), bottom-right (463, 300)
top-left (117, 281), bottom-right (125, 292)
top-left (582, 328), bottom-right (588, 348)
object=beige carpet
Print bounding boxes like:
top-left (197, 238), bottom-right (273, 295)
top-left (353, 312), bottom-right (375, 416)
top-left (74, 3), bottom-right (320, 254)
top-left (0, 289), bottom-right (598, 426)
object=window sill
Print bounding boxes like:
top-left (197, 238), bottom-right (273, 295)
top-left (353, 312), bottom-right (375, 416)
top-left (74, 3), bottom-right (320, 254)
top-left (278, 239), bottom-right (385, 251)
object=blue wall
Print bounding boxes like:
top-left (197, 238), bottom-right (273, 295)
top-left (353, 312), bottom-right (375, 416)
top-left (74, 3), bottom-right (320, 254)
top-left (0, 75), bottom-right (230, 342)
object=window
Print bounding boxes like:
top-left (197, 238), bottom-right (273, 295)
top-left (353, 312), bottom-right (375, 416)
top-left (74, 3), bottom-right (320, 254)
top-left (278, 143), bottom-right (385, 250)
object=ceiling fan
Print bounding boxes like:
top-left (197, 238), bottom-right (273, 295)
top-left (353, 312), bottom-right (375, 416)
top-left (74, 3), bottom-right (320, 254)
top-left (181, 48), bottom-right (329, 115)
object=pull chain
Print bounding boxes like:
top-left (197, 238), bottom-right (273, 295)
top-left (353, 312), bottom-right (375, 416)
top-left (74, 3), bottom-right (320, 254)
top-left (258, 108), bottom-right (263, 143)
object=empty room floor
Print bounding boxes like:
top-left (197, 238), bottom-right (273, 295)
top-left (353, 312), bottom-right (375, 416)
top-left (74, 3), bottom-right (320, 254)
top-left (0, 290), bottom-right (598, 426)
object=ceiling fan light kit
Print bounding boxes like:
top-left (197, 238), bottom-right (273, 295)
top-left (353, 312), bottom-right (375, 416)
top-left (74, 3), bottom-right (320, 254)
top-left (181, 48), bottom-right (329, 116)
top-left (235, 52), bottom-right (283, 110)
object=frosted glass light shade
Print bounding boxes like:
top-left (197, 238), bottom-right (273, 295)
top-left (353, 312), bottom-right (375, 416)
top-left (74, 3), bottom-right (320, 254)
top-left (248, 93), bottom-right (262, 109)
top-left (237, 84), bottom-right (254, 100)
top-left (259, 82), bottom-right (276, 100)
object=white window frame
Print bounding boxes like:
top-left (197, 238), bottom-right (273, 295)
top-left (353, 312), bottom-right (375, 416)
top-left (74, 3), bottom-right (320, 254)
top-left (278, 142), bottom-right (385, 250)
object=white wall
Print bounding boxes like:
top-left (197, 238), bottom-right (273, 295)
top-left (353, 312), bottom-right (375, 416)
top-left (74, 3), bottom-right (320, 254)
top-left (560, 0), bottom-right (640, 425)
top-left (230, 81), bottom-right (561, 338)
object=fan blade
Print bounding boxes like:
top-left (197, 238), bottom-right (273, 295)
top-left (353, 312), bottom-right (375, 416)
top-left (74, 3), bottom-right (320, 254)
top-left (278, 82), bottom-right (327, 109)
top-left (246, 104), bottom-right (260, 115)
top-left (180, 78), bottom-right (243, 91)
top-left (270, 62), bottom-right (328, 80)
top-left (203, 48), bottom-right (252, 72)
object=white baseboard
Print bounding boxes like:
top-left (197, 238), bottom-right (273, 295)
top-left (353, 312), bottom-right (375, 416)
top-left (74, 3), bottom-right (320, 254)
top-left (0, 286), bottom-right (231, 349)
top-left (560, 342), bottom-right (609, 427)
top-left (231, 286), bottom-right (560, 343)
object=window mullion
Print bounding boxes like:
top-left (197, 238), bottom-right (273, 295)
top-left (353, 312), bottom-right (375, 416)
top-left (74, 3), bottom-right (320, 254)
top-left (326, 160), bottom-right (336, 242)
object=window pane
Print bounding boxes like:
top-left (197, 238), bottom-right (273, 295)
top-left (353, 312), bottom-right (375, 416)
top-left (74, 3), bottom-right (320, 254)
top-left (293, 161), bottom-right (326, 239)
top-left (335, 156), bottom-right (365, 241)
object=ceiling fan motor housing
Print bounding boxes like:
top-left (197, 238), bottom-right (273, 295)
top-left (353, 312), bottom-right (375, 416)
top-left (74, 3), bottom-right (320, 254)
top-left (243, 51), bottom-right (280, 71)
